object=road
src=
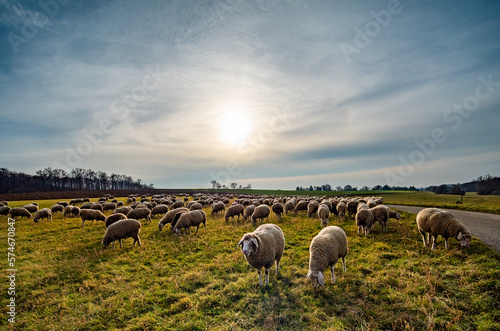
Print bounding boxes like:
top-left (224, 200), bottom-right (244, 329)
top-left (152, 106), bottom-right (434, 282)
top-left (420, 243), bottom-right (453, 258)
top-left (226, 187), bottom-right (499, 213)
top-left (387, 205), bottom-right (500, 253)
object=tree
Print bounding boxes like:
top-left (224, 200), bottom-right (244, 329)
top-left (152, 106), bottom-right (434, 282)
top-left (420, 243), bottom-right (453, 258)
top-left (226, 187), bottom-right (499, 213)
top-left (211, 180), bottom-right (218, 189)
top-left (343, 185), bottom-right (352, 191)
top-left (230, 182), bottom-right (237, 189)
top-left (361, 186), bottom-right (370, 191)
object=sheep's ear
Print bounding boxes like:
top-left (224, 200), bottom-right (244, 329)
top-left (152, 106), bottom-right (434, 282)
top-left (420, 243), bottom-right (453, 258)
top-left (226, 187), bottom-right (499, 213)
top-left (457, 232), bottom-right (463, 240)
top-left (250, 237), bottom-right (258, 249)
top-left (318, 272), bottom-right (325, 286)
top-left (237, 239), bottom-right (244, 248)
top-left (306, 271), bottom-right (312, 279)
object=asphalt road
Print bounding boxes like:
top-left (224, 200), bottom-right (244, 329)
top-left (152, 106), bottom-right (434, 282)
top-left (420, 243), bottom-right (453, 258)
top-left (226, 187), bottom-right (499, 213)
top-left (387, 205), bottom-right (500, 253)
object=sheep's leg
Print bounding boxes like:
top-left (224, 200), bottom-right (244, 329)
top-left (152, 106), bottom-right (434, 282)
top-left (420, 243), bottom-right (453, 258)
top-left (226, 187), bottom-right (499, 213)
top-left (257, 269), bottom-right (263, 286)
top-left (331, 265), bottom-right (336, 283)
top-left (119, 239), bottom-right (123, 248)
top-left (194, 225), bottom-right (199, 234)
top-left (137, 236), bottom-right (141, 246)
top-left (275, 259), bottom-right (280, 275)
top-left (431, 235), bottom-right (437, 250)
top-left (444, 238), bottom-right (449, 249)
top-left (419, 229), bottom-right (428, 246)
top-left (264, 269), bottom-right (269, 286)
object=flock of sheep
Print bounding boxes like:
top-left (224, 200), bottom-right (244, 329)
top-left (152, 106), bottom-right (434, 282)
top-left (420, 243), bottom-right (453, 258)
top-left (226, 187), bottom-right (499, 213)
top-left (0, 192), bottom-right (472, 287)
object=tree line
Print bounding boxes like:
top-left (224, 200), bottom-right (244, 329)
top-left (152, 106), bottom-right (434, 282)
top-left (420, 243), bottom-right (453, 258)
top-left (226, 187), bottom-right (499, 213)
top-left (426, 174), bottom-right (500, 195)
top-left (296, 184), bottom-right (419, 192)
top-left (0, 167), bottom-right (153, 194)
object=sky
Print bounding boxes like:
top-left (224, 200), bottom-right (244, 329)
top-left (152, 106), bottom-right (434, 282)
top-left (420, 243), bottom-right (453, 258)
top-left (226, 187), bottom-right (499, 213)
top-left (1, 0), bottom-right (499, 190)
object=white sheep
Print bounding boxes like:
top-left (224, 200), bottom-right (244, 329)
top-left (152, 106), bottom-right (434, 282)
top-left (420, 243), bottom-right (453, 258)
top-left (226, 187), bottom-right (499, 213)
top-left (272, 202), bottom-right (284, 219)
top-left (33, 208), bottom-right (52, 223)
top-left (171, 210), bottom-right (207, 235)
top-left (224, 204), bottom-right (244, 222)
top-left (336, 201), bottom-right (346, 218)
top-left (318, 204), bottom-right (330, 228)
top-left (102, 219), bottom-right (142, 248)
top-left (243, 205), bottom-right (255, 221)
top-left (370, 205), bottom-right (399, 232)
top-left (9, 207), bottom-right (32, 219)
top-left (80, 209), bottom-right (106, 226)
top-left (251, 205), bottom-right (271, 226)
top-left (416, 208), bottom-right (471, 249)
top-left (126, 207), bottom-right (152, 223)
top-left (237, 223), bottom-right (285, 286)
top-left (307, 225), bottom-right (348, 287)
top-left (158, 207), bottom-right (189, 231)
top-left (307, 200), bottom-right (319, 218)
top-left (356, 208), bottom-right (374, 236)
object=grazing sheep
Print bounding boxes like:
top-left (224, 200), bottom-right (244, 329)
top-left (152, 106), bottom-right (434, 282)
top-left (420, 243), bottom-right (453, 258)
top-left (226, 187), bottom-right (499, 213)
top-left (158, 207), bottom-right (189, 231)
top-left (57, 201), bottom-right (69, 207)
top-left (307, 200), bottom-right (320, 218)
top-left (251, 205), bottom-right (271, 226)
top-left (356, 209), bottom-right (374, 236)
top-left (79, 209), bottom-right (106, 226)
top-left (370, 205), bottom-right (399, 232)
top-left (211, 201), bottom-right (225, 216)
top-left (50, 204), bottom-right (63, 214)
top-left (23, 204), bottom-right (39, 213)
top-left (237, 223), bottom-right (285, 286)
top-left (151, 204), bottom-right (169, 218)
top-left (0, 206), bottom-right (11, 215)
top-left (189, 202), bottom-right (203, 211)
top-left (318, 204), bottom-right (330, 228)
top-left (0, 200), bottom-right (8, 206)
top-left (172, 210), bottom-right (207, 235)
top-left (346, 200), bottom-right (359, 218)
top-left (224, 204), bottom-right (244, 222)
top-left (33, 208), bottom-right (52, 223)
top-left (294, 200), bottom-right (309, 214)
top-left (102, 219), bottom-right (142, 249)
top-left (80, 202), bottom-right (94, 210)
top-left (357, 203), bottom-right (369, 212)
top-left (366, 199), bottom-right (377, 208)
top-left (272, 202), bottom-right (284, 219)
top-left (90, 204), bottom-right (103, 212)
top-left (105, 213), bottom-right (128, 228)
top-left (244, 205), bottom-right (256, 221)
top-left (115, 206), bottom-right (132, 215)
top-left (171, 200), bottom-right (185, 209)
top-left (9, 207), bottom-right (32, 219)
top-left (70, 198), bottom-right (83, 205)
top-left (127, 207), bottom-right (152, 223)
top-left (336, 201), bottom-right (346, 217)
top-left (307, 226), bottom-right (348, 287)
top-left (284, 201), bottom-right (294, 215)
top-left (116, 201), bottom-right (124, 207)
top-left (102, 202), bottom-right (117, 212)
top-left (416, 208), bottom-right (472, 249)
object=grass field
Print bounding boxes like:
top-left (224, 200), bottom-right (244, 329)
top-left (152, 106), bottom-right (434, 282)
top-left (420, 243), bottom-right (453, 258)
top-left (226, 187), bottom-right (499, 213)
top-left (1, 196), bottom-right (499, 330)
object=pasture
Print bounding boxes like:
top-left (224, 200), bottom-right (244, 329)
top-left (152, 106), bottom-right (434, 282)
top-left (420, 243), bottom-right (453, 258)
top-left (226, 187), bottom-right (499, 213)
top-left (1, 196), bottom-right (499, 330)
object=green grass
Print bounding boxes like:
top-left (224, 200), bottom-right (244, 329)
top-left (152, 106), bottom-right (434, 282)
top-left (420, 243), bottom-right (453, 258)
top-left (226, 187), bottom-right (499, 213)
top-left (1, 197), bottom-right (499, 330)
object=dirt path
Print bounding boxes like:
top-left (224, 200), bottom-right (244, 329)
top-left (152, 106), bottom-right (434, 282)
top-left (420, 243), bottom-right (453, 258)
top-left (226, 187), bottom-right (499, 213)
top-left (387, 205), bottom-right (500, 253)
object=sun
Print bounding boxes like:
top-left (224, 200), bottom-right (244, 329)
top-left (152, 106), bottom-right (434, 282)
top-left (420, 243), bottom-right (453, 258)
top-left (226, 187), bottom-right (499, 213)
top-left (219, 108), bottom-right (253, 145)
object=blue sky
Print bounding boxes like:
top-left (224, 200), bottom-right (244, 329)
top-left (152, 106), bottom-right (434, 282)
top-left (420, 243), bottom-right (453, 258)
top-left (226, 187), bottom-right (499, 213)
top-left (1, 0), bottom-right (499, 189)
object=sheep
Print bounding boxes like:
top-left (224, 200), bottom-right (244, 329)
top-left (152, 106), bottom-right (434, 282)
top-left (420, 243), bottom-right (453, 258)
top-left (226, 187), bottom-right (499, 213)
top-left (370, 205), bottom-right (399, 232)
top-left (33, 208), bottom-right (52, 223)
top-left (356, 208), bottom-right (374, 236)
top-left (9, 207), bottom-right (32, 219)
top-left (105, 213), bottom-right (128, 228)
top-left (224, 204), bottom-right (244, 222)
top-left (102, 202), bottom-right (117, 212)
top-left (211, 201), bottom-right (225, 216)
top-left (0, 200), bottom-right (8, 206)
top-left (57, 201), bottom-right (69, 207)
top-left (102, 219), bottom-right (142, 249)
top-left (189, 202), bottom-right (203, 211)
top-left (151, 204), bottom-right (169, 218)
top-left (115, 206), bottom-right (132, 215)
top-left (244, 205), bottom-right (255, 221)
top-left (0, 206), bottom-right (11, 215)
top-left (272, 202), bottom-right (284, 219)
top-left (336, 201), bottom-right (346, 217)
top-left (294, 200), bottom-right (309, 214)
top-left (307, 226), bottom-right (348, 287)
top-left (366, 199), bottom-right (377, 208)
top-left (171, 200), bottom-right (185, 209)
top-left (318, 204), bottom-right (330, 228)
top-left (50, 204), bottom-right (64, 214)
top-left (251, 204), bottom-right (271, 226)
top-left (171, 210), bottom-right (207, 235)
top-left (127, 207), bottom-right (152, 223)
top-left (158, 207), bottom-right (189, 231)
top-left (237, 223), bottom-right (285, 286)
top-left (23, 204), bottom-right (39, 213)
top-left (346, 200), bottom-right (359, 217)
top-left (79, 209), bottom-right (106, 226)
top-left (80, 202), bottom-right (94, 209)
top-left (307, 200), bottom-right (319, 218)
top-left (284, 201), bottom-right (294, 215)
top-left (90, 204), bottom-right (103, 212)
top-left (416, 208), bottom-right (472, 249)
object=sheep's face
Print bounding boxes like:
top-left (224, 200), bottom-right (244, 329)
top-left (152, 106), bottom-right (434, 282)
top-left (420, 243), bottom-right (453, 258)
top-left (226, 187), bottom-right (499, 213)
top-left (238, 236), bottom-right (258, 257)
top-left (158, 223), bottom-right (164, 231)
top-left (457, 232), bottom-right (471, 248)
top-left (307, 271), bottom-right (325, 287)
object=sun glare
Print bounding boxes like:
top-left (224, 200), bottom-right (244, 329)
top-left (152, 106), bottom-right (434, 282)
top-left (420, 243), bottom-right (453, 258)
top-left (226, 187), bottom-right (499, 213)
top-left (219, 108), bottom-right (253, 146)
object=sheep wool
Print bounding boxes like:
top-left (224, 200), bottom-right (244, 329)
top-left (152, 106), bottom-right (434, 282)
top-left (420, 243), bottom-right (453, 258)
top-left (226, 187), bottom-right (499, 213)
top-left (308, 226), bottom-right (348, 287)
top-left (356, 209), bottom-right (374, 236)
top-left (416, 208), bottom-right (471, 249)
top-left (158, 207), bottom-right (189, 231)
top-left (172, 210), bottom-right (207, 235)
top-left (237, 223), bottom-right (285, 286)
top-left (318, 204), bottom-right (330, 228)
